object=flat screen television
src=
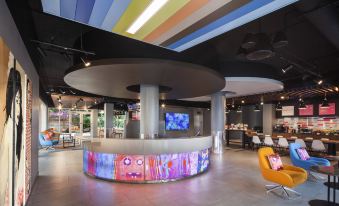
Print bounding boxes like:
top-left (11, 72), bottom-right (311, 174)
top-left (165, 113), bottom-right (189, 131)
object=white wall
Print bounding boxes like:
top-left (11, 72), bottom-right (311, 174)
top-left (39, 100), bottom-right (48, 132)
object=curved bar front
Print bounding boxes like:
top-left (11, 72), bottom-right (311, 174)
top-left (83, 136), bottom-right (212, 183)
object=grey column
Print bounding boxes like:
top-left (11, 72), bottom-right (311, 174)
top-left (263, 104), bottom-right (276, 135)
top-left (104, 103), bottom-right (114, 138)
top-left (211, 92), bottom-right (225, 154)
top-left (90, 109), bottom-right (98, 138)
top-left (140, 84), bottom-right (159, 139)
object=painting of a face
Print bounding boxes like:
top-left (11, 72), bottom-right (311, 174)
top-left (116, 155), bottom-right (144, 181)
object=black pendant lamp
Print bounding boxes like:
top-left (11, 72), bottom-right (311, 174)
top-left (298, 99), bottom-right (307, 110)
top-left (241, 33), bottom-right (257, 49)
top-left (246, 33), bottom-right (274, 61)
top-left (254, 104), bottom-right (260, 112)
top-left (321, 93), bottom-right (330, 108)
top-left (236, 105), bottom-right (242, 113)
top-left (276, 102), bottom-right (282, 111)
top-left (272, 31), bottom-right (288, 48)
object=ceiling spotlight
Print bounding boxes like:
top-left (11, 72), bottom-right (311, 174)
top-left (225, 107), bottom-right (230, 113)
top-left (335, 86), bottom-right (339, 92)
top-left (321, 93), bottom-right (329, 108)
top-left (127, 0), bottom-right (168, 34)
top-left (280, 96), bottom-right (285, 100)
top-left (161, 103), bottom-right (165, 108)
top-left (254, 104), bottom-right (260, 112)
top-left (58, 96), bottom-right (62, 102)
top-left (272, 31), bottom-right (288, 48)
top-left (241, 100), bottom-right (245, 104)
top-left (81, 57), bottom-right (91, 67)
top-left (246, 33), bottom-right (274, 61)
top-left (276, 102), bottom-right (282, 111)
top-left (282, 65), bottom-right (293, 74)
top-left (260, 96), bottom-right (264, 105)
top-left (317, 79), bottom-right (323, 85)
top-left (241, 33), bottom-right (257, 49)
top-left (59, 89), bottom-right (66, 94)
top-left (94, 98), bottom-right (97, 104)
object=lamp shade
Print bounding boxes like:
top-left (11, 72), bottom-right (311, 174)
top-left (272, 31), bottom-right (288, 48)
top-left (246, 33), bottom-right (274, 61)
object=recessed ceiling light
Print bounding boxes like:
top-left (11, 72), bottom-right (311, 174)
top-left (241, 100), bottom-right (245, 104)
top-left (126, 0), bottom-right (168, 34)
top-left (335, 86), bottom-right (339, 92)
top-left (280, 96), bottom-right (285, 100)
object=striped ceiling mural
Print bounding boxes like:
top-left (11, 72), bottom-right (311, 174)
top-left (41, 0), bottom-right (298, 52)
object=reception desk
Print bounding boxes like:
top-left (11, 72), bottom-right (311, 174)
top-left (83, 136), bottom-right (212, 183)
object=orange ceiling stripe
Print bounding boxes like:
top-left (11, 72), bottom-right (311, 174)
top-left (143, 0), bottom-right (209, 43)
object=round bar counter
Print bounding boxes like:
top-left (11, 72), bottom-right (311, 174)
top-left (83, 136), bottom-right (212, 183)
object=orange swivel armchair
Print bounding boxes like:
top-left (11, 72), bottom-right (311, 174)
top-left (258, 147), bottom-right (308, 199)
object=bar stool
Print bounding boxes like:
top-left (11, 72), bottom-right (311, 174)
top-left (295, 139), bottom-right (307, 149)
top-left (264, 136), bottom-right (275, 148)
top-left (252, 136), bottom-right (262, 150)
top-left (311, 140), bottom-right (327, 154)
top-left (278, 137), bottom-right (289, 154)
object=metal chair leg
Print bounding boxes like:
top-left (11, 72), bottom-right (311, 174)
top-left (265, 184), bottom-right (301, 199)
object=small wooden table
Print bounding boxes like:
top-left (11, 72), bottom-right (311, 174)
top-left (62, 133), bottom-right (75, 148)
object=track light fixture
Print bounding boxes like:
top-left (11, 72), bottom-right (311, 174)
top-left (282, 65), bottom-right (293, 74)
top-left (81, 57), bottom-right (91, 67)
top-left (317, 79), bottom-right (323, 85)
top-left (260, 96), bottom-right (264, 105)
top-left (335, 86), bottom-right (339, 92)
top-left (69, 89), bottom-right (76, 95)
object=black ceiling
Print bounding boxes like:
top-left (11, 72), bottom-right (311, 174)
top-left (5, 0), bottom-right (339, 107)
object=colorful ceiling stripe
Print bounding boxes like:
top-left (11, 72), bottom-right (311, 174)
top-left (41, 0), bottom-right (298, 52)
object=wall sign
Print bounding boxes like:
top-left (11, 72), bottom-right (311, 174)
top-left (319, 103), bottom-right (336, 115)
top-left (299, 104), bottom-right (314, 116)
top-left (282, 106), bottom-right (295, 116)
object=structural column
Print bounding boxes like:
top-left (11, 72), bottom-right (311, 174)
top-left (211, 92), bottom-right (225, 154)
top-left (263, 104), bottom-right (276, 135)
top-left (140, 84), bottom-right (159, 139)
top-left (90, 109), bottom-right (98, 138)
top-left (104, 103), bottom-right (114, 138)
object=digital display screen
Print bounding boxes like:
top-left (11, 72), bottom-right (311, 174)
top-left (282, 106), bottom-right (294, 116)
top-left (299, 104), bottom-right (314, 116)
top-left (165, 112), bottom-right (189, 131)
top-left (83, 149), bottom-right (210, 182)
top-left (319, 103), bottom-right (336, 115)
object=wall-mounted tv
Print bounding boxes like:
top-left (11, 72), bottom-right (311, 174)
top-left (165, 113), bottom-right (189, 131)
top-left (319, 103), bottom-right (336, 115)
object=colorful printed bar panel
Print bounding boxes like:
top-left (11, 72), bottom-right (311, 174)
top-left (83, 148), bottom-right (210, 182)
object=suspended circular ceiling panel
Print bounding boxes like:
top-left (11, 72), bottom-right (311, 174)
top-left (64, 58), bottom-right (225, 100)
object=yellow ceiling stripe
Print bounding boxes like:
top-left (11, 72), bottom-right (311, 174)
top-left (112, 0), bottom-right (151, 35)
top-left (131, 0), bottom-right (190, 40)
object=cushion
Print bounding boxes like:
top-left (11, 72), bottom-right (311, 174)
top-left (296, 148), bottom-right (310, 160)
top-left (267, 154), bottom-right (283, 171)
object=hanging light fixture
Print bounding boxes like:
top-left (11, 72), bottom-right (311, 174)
top-left (225, 107), bottom-right (230, 114)
top-left (246, 33), bottom-right (274, 61)
top-left (241, 33), bottom-right (257, 49)
top-left (272, 31), bottom-right (288, 48)
top-left (254, 104), bottom-right (260, 112)
top-left (276, 102), bottom-right (282, 111)
top-left (58, 102), bottom-right (63, 110)
top-left (321, 93), bottom-right (329, 108)
top-left (298, 98), bottom-right (306, 110)
top-left (236, 105), bottom-right (242, 113)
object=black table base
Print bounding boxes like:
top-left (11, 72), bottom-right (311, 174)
top-left (324, 182), bottom-right (339, 190)
top-left (309, 199), bottom-right (339, 206)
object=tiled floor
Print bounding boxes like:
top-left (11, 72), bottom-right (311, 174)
top-left (27, 147), bottom-right (335, 206)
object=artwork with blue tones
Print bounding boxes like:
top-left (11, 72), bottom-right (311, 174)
top-left (95, 153), bottom-right (115, 179)
top-left (165, 113), bottom-right (189, 131)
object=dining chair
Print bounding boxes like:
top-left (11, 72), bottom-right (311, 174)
top-left (311, 140), bottom-right (327, 154)
top-left (252, 135), bottom-right (262, 150)
top-left (295, 139), bottom-right (307, 149)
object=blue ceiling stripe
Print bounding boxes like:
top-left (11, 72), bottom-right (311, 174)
top-left (88, 0), bottom-right (114, 27)
top-left (75, 0), bottom-right (96, 24)
top-left (168, 0), bottom-right (273, 50)
top-left (42, 0), bottom-right (60, 16)
top-left (101, 0), bottom-right (132, 32)
top-left (60, 0), bottom-right (77, 20)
